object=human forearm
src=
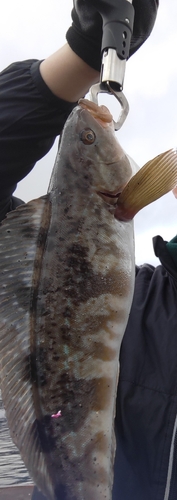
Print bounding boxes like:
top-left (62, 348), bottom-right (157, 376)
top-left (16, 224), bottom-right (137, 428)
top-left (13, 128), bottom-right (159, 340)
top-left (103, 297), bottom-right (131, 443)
top-left (40, 44), bottom-right (99, 103)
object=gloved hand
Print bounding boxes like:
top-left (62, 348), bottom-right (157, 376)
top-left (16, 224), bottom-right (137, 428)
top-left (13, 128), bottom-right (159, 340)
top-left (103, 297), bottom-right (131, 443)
top-left (66, 0), bottom-right (159, 72)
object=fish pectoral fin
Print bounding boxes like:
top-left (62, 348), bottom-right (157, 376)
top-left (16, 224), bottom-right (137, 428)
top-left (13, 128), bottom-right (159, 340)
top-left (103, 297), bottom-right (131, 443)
top-left (115, 148), bottom-right (177, 221)
top-left (0, 194), bottom-right (55, 500)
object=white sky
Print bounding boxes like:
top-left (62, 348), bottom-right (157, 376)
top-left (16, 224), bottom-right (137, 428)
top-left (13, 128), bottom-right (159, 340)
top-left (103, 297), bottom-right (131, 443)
top-left (1, 0), bottom-right (177, 266)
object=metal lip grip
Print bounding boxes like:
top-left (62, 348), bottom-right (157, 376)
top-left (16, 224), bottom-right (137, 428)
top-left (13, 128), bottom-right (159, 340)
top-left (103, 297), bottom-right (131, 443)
top-left (90, 0), bottom-right (134, 130)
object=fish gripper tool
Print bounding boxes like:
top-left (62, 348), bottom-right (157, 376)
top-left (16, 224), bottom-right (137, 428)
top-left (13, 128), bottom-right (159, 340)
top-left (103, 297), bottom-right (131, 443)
top-left (90, 0), bottom-right (134, 131)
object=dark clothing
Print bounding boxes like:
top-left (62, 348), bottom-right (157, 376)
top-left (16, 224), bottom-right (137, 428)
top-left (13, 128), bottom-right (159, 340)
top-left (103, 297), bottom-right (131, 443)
top-left (1, 59), bottom-right (177, 500)
top-left (113, 236), bottom-right (177, 500)
top-left (0, 59), bottom-right (76, 221)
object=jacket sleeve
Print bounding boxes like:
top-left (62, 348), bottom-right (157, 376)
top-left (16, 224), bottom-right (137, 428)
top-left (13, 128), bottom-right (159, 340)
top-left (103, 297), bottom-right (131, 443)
top-left (0, 59), bottom-right (76, 220)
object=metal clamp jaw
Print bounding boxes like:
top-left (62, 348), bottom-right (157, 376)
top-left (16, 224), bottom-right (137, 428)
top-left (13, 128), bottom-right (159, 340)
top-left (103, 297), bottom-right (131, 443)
top-left (89, 0), bottom-right (134, 130)
top-left (89, 81), bottom-right (129, 131)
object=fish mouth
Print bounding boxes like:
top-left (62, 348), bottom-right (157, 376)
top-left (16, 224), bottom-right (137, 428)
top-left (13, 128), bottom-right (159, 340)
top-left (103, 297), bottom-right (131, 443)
top-left (97, 190), bottom-right (122, 205)
top-left (79, 98), bottom-right (113, 127)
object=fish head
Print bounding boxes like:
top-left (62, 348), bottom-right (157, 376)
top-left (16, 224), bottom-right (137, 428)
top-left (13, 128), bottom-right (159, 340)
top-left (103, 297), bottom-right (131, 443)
top-left (78, 99), bottom-right (135, 197)
top-left (58, 99), bottom-right (138, 207)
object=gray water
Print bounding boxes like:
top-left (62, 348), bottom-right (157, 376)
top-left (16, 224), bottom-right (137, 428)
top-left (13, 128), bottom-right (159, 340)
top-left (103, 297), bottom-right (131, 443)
top-left (0, 392), bottom-right (32, 487)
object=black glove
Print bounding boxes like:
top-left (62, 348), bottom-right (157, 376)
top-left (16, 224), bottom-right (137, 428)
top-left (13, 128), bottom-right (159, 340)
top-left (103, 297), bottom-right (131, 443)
top-left (66, 0), bottom-right (159, 72)
top-left (131, 0), bottom-right (159, 56)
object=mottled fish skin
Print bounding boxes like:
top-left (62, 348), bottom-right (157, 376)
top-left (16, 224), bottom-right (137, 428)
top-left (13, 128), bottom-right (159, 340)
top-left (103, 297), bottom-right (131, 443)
top-left (0, 103), bottom-right (137, 500)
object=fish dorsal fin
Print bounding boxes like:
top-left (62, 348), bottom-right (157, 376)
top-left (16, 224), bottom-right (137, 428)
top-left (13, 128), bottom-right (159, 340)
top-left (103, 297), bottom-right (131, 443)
top-left (0, 196), bottom-right (55, 500)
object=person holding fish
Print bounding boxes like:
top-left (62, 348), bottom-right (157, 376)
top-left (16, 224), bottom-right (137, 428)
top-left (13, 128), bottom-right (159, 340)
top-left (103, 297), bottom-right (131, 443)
top-left (2, 1), bottom-right (177, 500)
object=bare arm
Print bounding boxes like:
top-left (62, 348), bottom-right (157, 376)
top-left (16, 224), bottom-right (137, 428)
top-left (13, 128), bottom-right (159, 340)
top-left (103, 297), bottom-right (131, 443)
top-left (40, 43), bottom-right (99, 103)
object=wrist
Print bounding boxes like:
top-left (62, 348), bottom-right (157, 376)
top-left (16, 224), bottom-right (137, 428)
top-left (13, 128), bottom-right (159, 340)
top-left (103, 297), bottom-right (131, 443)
top-left (40, 44), bottom-right (99, 103)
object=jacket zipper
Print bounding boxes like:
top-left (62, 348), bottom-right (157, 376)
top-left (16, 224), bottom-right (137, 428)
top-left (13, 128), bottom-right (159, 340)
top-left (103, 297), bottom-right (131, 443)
top-left (164, 415), bottom-right (177, 500)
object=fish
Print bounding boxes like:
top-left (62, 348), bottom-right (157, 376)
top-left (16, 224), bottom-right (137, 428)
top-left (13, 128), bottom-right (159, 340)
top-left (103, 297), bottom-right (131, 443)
top-left (0, 99), bottom-right (177, 500)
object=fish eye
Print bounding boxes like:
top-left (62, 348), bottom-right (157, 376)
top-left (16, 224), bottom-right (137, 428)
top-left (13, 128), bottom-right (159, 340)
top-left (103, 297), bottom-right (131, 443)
top-left (80, 128), bottom-right (96, 145)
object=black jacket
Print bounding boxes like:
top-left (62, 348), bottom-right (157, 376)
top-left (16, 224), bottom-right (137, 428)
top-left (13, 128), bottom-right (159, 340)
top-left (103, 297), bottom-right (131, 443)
top-left (113, 237), bottom-right (177, 500)
top-left (0, 59), bottom-right (76, 222)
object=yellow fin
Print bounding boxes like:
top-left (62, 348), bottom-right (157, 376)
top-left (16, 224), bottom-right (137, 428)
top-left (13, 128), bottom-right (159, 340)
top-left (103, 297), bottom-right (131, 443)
top-left (115, 148), bottom-right (177, 221)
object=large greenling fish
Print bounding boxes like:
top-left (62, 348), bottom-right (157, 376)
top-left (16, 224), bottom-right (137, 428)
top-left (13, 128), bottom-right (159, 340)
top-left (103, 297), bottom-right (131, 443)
top-left (0, 99), bottom-right (177, 500)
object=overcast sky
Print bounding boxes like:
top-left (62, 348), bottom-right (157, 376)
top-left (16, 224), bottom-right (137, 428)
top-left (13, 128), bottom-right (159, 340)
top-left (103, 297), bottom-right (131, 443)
top-left (1, 0), bottom-right (177, 265)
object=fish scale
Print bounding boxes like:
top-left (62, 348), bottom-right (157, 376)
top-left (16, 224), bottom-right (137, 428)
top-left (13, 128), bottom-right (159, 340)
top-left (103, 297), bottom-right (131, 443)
top-left (0, 100), bottom-right (176, 500)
